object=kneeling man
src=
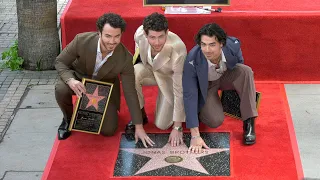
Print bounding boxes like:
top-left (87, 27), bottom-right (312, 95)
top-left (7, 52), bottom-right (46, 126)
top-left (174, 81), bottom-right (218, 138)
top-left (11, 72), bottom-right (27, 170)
top-left (183, 23), bottom-right (258, 153)
top-left (55, 13), bottom-right (153, 147)
top-left (125, 13), bottom-right (187, 147)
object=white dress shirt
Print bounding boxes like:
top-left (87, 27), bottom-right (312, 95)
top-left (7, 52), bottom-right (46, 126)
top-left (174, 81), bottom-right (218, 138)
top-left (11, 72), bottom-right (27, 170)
top-left (93, 38), bottom-right (113, 77)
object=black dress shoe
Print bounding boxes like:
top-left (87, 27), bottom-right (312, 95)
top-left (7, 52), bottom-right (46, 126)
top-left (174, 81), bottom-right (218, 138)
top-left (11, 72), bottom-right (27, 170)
top-left (125, 107), bottom-right (148, 134)
top-left (243, 117), bottom-right (256, 145)
top-left (58, 119), bottom-right (71, 140)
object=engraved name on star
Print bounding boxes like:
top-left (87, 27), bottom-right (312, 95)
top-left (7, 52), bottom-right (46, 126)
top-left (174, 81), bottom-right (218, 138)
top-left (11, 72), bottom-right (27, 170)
top-left (121, 142), bottom-right (229, 175)
top-left (85, 86), bottom-right (105, 111)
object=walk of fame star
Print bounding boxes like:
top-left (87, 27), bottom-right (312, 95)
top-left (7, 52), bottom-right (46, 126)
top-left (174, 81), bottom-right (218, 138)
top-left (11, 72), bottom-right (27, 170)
top-left (85, 86), bottom-right (105, 111)
top-left (114, 133), bottom-right (231, 177)
top-left (121, 143), bottom-right (229, 175)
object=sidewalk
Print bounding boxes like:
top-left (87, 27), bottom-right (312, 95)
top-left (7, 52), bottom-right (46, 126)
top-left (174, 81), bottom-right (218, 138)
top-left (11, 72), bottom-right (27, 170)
top-left (0, 1), bottom-right (68, 179)
top-left (0, 80), bottom-right (59, 180)
top-left (0, 0), bottom-right (69, 140)
top-left (0, 70), bottom-right (58, 142)
top-left (0, 0), bottom-right (69, 142)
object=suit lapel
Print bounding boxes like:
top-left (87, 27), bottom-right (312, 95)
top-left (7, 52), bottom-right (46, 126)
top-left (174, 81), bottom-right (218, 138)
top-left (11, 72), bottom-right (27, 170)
top-left (86, 33), bottom-right (99, 77)
top-left (152, 45), bottom-right (171, 71)
top-left (139, 39), bottom-right (149, 65)
top-left (94, 44), bottom-right (120, 80)
top-left (195, 50), bottom-right (208, 100)
top-left (222, 46), bottom-right (233, 69)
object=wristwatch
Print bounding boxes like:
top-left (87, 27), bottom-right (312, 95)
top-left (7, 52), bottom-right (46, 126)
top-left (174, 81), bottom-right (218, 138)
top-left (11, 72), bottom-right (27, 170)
top-left (173, 126), bottom-right (183, 132)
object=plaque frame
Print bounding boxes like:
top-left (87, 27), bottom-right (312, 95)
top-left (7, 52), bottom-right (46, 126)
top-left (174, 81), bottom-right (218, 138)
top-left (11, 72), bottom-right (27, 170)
top-left (143, 0), bottom-right (230, 7)
top-left (220, 90), bottom-right (261, 120)
top-left (69, 78), bottom-right (114, 134)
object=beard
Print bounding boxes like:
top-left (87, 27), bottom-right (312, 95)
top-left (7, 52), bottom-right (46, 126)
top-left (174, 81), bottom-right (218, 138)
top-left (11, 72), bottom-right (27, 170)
top-left (101, 39), bottom-right (118, 52)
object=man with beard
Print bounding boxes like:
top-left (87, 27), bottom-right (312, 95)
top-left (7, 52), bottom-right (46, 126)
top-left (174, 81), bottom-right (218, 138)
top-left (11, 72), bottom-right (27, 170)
top-left (125, 13), bottom-right (187, 147)
top-left (183, 23), bottom-right (258, 153)
top-left (55, 13), bottom-right (154, 148)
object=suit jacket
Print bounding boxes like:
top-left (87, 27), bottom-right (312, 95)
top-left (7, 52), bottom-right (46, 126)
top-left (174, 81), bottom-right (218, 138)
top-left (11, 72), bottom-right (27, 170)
top-left (134, 25), bottom-right (187, 122)
top-left (55, 32), bottom-right (143, 124)
top-left (182, 36), bottom-right (244, 128)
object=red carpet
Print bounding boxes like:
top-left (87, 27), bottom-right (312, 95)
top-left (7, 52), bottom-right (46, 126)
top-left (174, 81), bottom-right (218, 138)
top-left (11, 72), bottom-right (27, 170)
top-left (42, 83), bottom-right (303, 180)
top-left (61, 0), bottom-right (320, 81)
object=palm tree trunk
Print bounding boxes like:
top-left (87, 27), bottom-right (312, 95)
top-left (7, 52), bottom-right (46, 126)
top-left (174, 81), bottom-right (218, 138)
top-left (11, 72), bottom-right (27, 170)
top-left (16, 0), bottom-right (60, 70)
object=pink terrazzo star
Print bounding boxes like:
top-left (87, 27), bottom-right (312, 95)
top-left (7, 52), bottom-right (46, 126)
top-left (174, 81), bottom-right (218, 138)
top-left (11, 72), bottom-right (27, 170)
top-left (121, 142), bottom-right (229, 175)
top-left (85, 86), bottom-right (105, 111)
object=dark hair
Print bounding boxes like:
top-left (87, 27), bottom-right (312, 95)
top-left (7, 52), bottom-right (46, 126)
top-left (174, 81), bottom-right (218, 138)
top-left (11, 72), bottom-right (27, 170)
top-left (96, 13), bottom-right (126, 33)
top-left (195, 23), bottom-right (227, 46)
top-left (143, 12), bottom-right (168, 35)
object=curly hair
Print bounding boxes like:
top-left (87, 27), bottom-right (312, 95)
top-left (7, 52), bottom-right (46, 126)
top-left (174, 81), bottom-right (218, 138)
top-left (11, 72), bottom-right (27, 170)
top-left (143, 12), bottom-right (168, 35)
top-left (96, 13), bottom-right (126, 33)
top-left (195, 23), bottom-right (227, 46)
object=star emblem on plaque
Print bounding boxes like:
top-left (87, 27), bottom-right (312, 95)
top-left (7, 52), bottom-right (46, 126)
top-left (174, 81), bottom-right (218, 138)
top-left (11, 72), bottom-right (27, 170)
top-left (84, 86), bottom-right (106, 112)
top-left (114, 133), bottom-right (230, 176)
top-left (69, 78), bottom-right (113, 134)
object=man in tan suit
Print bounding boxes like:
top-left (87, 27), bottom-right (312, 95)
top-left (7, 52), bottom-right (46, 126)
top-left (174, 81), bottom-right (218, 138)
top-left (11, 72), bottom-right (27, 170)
top-left (55, 13), bottom-right (154, 148)
top-left (125, 13), bottom-right (187, 147)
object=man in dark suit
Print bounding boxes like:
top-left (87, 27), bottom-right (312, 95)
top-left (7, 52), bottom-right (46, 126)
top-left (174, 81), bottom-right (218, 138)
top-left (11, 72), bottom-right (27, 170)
top-left (183, 23), bottom-right (258, 153)
top-left (55, 13), bottom-right (154, 148)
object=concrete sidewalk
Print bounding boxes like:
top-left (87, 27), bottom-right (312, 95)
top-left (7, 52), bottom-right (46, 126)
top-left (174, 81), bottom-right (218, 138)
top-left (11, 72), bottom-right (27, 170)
top-left (0, 0), bottom-right (68, 143)
top-left (0, 83), bottom-right (59, 180)
top-left (0, 70), bottom-right (58, 141)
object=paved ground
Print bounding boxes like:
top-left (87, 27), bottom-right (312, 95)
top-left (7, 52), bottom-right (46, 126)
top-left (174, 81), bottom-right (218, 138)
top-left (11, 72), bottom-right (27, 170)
top-left (0, 0), bottom-right (320, 180)
top-left (0, 1), bottom-right (66, 179)
top-left (0, 0), bottom-right (67, 139)
top-left (0, 70), bottom-right (58, 139)
top-left (0, 83), bottom-right (59, 180)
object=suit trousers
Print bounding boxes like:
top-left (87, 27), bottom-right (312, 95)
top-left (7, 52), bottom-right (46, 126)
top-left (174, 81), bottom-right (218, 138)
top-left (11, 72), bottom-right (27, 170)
top-left (55, 78), bottom-right (118, 136)
top-left (134, 63), bottom-right (174, 130)
top-left (199, 64), bottom-right (258, 128)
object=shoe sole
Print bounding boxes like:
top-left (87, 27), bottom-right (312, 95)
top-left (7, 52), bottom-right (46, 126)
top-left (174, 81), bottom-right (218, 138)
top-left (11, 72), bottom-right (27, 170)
top-left (58, 132), bottom-right (71, 140)
top-left (244, 141), bottom-right (256, 145)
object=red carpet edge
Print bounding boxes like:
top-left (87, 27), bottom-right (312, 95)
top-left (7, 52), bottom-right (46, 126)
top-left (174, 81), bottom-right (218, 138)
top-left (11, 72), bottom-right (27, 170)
top-left (279, 84), bottom-right (304, 180)
top-left (41, 138), bottom-right (60, 180)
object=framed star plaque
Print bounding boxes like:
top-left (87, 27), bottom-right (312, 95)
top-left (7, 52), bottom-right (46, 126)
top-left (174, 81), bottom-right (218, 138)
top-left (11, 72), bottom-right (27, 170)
top-left (69, 78), bottom-right (113, 134)
top-left (220, 90), bottom-right (261, 120)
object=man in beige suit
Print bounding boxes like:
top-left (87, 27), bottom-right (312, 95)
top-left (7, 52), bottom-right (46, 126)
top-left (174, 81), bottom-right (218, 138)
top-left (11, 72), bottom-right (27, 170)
top-left (125, 13), bottom-right (187, 147)
top-left (55, 13), bottom-right (154, 148)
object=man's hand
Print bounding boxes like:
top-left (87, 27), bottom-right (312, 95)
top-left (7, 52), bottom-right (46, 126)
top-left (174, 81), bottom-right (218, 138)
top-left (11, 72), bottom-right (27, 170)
top-left (135, 124), bottom-right (155, 148)
top-left (188, 136), bottom-right (209, 154)
top-left (67, 78), bottom-right (86, 97)
top-left (168, 128), bottom-right (183, 146)
top-left (188, 127), bottom-right (209, 153)
top-left (168, 122), bottom-right (183, 147)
